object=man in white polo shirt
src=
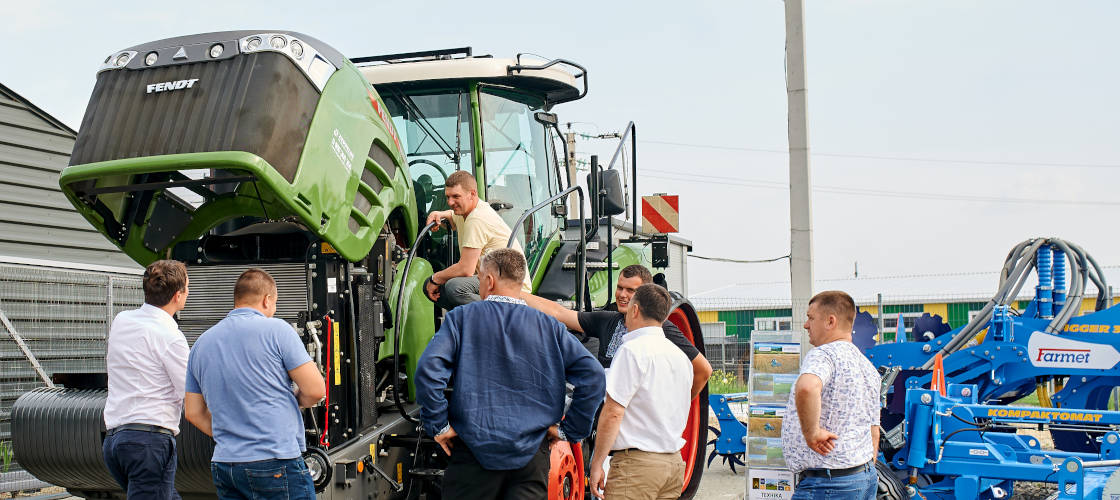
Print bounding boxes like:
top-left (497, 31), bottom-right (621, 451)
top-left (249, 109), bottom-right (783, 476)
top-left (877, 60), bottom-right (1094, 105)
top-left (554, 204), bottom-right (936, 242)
top-left (588, 284), bottom-right (693, 500)
top-left (103, 260), bottom-right (190, 500)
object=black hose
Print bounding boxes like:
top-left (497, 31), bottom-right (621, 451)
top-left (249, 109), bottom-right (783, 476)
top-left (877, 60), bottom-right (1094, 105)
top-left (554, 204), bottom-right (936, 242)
top-left (391, 220), bottom-right (441, 424)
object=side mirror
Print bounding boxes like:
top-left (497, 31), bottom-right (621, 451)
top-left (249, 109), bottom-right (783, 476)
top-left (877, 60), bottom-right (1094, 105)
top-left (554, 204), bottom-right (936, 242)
top-left (596, 169), bottom-right (626, 216)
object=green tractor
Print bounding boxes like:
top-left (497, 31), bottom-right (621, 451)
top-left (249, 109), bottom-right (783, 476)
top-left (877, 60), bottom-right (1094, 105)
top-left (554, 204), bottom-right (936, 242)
top-left (12, 32), bottom-right (707, 499)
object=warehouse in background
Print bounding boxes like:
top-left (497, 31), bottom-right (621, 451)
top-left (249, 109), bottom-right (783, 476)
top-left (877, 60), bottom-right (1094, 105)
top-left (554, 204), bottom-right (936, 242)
top-left (0, 83), bottom-right (141, 492)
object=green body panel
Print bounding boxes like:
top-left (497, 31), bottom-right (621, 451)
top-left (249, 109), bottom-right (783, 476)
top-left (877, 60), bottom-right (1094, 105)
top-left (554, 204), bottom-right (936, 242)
top-left (291, 62), bottom-right (416, 258)
top-left (469, 82), bottom-right (485, 190)
top-left (58, 61), bottom-right (415, 265)
top-left (529, 232), bottom-right (562, 290)
top-left (60, 152), bottom-right (304, 264)
top-left (381, 257), bottom-right (436, 397)
top-left (587, 243), bottom-right (659, 307)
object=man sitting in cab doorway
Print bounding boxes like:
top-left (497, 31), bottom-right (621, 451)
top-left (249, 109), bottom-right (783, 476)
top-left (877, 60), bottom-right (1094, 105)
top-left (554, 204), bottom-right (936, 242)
top-left (423, 170), bottom-right (531, 309)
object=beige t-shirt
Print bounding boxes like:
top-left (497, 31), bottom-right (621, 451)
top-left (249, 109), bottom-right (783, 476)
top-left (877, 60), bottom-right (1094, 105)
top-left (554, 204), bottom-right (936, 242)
top-left (452, 201), bottom-right (532, 292)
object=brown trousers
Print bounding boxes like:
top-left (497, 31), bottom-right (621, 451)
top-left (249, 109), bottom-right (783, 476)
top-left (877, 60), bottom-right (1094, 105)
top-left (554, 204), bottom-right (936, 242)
top-left (604, 449), bottom-right (685, 500)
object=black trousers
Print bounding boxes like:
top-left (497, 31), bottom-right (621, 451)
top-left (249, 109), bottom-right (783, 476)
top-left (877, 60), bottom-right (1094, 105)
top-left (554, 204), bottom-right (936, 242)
top-left (442, 437), bottom-right (550, 500)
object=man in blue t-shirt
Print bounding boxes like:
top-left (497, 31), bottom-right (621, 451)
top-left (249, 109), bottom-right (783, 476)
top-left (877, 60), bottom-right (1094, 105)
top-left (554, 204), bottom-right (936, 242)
top-left (184, 268), bottom-right (325, 500)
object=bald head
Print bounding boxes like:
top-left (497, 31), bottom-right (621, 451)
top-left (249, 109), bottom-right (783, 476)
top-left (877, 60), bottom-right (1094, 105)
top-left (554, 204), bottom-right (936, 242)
top-left (234, 268), bottom-right (278, 316)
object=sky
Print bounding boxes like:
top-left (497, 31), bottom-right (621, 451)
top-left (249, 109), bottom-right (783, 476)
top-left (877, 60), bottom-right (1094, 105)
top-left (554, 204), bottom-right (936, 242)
top-left (5, 0), bottom-right (1119, 297)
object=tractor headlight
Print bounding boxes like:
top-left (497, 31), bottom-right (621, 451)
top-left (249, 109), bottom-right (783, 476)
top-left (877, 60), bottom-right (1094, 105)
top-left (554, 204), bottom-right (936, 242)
top-left (237, 33), bottom-right (336, 92)
top-left (99, 51), bottom-right (138, 72)
top-left (209, 43), bottom-right (224, 58)
top-left (144, 52), bottom-right (158, 66)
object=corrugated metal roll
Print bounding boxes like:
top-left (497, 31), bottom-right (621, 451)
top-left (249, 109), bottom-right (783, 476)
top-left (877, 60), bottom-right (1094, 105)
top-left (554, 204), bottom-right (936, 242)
top-left (12, 388), bottom-right (217, 497)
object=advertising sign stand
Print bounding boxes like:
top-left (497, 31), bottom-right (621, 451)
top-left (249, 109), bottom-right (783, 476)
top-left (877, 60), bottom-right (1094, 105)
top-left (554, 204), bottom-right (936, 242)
top-left (745, 331), bottom-right (803, 499)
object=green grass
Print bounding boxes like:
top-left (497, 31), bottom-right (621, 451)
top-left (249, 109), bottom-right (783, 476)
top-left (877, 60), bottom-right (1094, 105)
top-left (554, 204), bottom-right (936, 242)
top-left (708, 370), bottom-right (749, 394)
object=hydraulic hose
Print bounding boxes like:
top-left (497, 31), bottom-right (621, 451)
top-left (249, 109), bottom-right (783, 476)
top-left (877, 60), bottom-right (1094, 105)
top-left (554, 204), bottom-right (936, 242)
top-left (923, 237), bottom-right (1108, 369)
top-left (391, 220), bottom-right (441, 424)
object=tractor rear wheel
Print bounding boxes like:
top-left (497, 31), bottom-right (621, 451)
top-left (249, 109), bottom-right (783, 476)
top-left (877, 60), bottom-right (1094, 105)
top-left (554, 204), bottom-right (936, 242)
top-left (668, 300), bottom-right (708, 500)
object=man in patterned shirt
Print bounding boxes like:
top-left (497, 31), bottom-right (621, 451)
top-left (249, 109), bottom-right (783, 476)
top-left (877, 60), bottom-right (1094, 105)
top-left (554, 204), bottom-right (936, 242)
top-left (781, 291), bottom-right (880, 499)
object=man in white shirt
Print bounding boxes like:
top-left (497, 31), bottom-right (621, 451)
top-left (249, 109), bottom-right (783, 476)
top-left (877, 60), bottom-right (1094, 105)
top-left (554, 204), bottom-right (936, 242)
top-left (589, 284), bottom-right (693, 500)
top-left (423, 170), bottom-right (531, 309)
top-left (102, 260), bottom-right (190, 500)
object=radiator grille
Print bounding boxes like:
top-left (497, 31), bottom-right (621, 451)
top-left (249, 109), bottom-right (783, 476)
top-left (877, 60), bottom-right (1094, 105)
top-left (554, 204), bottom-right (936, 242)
top-left (178, 263), bottom-right (308, 343)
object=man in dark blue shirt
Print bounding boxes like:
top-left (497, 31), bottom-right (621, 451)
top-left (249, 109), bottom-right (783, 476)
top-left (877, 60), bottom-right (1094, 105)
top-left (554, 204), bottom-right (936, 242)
top-left (416, 248), bottom-right (605, 500)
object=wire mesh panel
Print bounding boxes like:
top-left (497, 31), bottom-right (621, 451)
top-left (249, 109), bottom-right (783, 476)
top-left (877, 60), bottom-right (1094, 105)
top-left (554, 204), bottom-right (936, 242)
top-left (0, 262), bottom-right (141, 492)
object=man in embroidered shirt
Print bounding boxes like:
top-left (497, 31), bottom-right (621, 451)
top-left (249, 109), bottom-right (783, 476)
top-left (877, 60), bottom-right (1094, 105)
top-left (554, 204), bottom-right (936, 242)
top-left (589, 284), bottom-right (693, 499)
top-left (521, 264), bottom-right (711, 397)
top-left (781, 291), bottom-right (880, 499)
top-left (415, 248), bottom-right (605, 500)
top-left (103, 260), bottom-right (190, 500)
top-left (422, 170), bottom-right (532, 309)
top-left (184, 268), bottom-right (326, 500)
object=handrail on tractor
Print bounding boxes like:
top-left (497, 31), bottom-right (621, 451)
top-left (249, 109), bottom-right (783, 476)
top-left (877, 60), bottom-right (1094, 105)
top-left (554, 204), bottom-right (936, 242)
top-left (508, 54), bottom-right (588, 104)
top-left (392, 220), bottom-right (442, 424)
top-left (603, 121), bottom-right (638, 235)
top-left (506, 186), bottom-right (587, 312)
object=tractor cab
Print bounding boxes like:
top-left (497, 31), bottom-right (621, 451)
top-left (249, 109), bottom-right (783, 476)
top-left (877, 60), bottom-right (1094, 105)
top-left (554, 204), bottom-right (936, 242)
top-left (356, 48), bottom-right (586, 279)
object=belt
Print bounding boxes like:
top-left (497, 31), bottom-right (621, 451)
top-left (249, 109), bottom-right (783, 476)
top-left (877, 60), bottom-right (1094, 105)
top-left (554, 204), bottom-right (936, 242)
top-left (608, 448), bottom-right (676, 456)
top-left (796, 461), bottom-right (870, 484)
top-left (107, 423), bottom-right (174, 436)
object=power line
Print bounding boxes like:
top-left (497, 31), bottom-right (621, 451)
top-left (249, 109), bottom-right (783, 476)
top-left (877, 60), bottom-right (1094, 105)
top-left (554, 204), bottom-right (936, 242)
top-left (641, 169), bottom-right (1120, 207)
top-left (689, 253), bottom-right (790, 264)
top-left (641, 139), bottom-right (1120, 169)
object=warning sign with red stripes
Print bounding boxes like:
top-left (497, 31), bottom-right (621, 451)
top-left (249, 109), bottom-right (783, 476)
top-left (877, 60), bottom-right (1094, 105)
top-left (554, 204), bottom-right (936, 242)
top-left (641, 194), bottom-right (679, 234)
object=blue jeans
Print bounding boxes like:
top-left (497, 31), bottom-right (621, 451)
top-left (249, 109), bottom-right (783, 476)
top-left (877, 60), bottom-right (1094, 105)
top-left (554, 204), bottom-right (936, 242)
top-left (210, 458), bottom-right (316, 500)
top-left (792, 464), bottom-right (877, 500)
top-left (102, 429), bottom-right (180, 500)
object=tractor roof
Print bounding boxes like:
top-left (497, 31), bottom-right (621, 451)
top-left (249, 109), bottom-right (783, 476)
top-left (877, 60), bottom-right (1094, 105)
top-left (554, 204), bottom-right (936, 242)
top-left (354, 48), bottom-right (586, 106)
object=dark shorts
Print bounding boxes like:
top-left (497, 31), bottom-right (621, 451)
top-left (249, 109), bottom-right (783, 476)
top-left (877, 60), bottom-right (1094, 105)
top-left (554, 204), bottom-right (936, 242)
top-left (210, 457), bottom-right (316, 500)
top-left (102, 429), bottom-right (180, 500)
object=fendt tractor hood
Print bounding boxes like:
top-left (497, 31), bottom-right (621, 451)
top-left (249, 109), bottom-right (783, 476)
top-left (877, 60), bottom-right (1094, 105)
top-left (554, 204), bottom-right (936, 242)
top-left (59, 30), bottom-right (416, 264)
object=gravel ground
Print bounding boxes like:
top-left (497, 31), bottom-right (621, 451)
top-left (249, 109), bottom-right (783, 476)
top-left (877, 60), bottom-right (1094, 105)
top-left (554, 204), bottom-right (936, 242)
top-left (694, 454), bottom-right (746, 500)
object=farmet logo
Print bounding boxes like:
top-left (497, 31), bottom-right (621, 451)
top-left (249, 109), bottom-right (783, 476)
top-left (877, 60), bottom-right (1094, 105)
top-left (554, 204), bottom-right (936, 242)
top-left (1035, 348), bottom-right (1090, 364)
top-left (146, 78), bottom-right (199, 94)
top-left (1027, 331), bottom-right (1120, 370)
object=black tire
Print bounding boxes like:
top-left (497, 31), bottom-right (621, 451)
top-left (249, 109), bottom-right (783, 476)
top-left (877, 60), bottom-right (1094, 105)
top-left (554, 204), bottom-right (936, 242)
top-left (876, 459), bottom-right (907, 500)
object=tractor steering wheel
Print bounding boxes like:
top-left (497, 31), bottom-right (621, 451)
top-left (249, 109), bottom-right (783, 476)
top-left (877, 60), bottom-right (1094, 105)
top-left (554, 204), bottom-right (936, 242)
top-left (407, 158), bottom-right (450, 186)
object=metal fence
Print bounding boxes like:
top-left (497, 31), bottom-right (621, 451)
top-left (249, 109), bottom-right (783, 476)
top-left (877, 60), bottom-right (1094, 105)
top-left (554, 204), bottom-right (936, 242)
top-left (0, 262), bottom-right (141, 492)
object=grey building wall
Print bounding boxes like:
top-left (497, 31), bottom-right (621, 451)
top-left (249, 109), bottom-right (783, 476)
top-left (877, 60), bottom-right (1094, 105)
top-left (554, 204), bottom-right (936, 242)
top-left (0, 83), bottom-right (137, 269)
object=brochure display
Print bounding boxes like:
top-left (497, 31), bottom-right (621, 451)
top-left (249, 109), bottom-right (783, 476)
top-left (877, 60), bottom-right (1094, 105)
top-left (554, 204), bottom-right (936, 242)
top-left (745, 331), bottom-right (802, 500)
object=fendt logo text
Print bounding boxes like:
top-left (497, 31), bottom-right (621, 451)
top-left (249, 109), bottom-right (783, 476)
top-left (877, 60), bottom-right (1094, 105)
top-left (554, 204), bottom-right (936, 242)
top-left (1035, 348), bottom-right (1090, 363)
top-left (146, 78), bottom-right (199, 94)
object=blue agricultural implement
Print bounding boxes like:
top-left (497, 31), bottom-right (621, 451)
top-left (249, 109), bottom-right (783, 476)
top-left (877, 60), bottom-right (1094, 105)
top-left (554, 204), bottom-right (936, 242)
top-left (866, 237), bottom-right (1120, 499)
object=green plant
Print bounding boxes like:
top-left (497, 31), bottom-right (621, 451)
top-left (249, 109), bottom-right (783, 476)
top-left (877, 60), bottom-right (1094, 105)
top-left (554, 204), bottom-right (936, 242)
top-left (0, 440), bottom-right (11, 473)
top-left (708, 369), bottom-right (749, 394)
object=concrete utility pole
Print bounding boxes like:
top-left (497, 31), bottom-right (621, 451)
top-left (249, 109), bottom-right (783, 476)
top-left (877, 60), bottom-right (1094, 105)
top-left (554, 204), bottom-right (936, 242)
top-left (565, 129), bottom-right (579, 214)
top-left (786, 0), bottom-right (814, 347)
